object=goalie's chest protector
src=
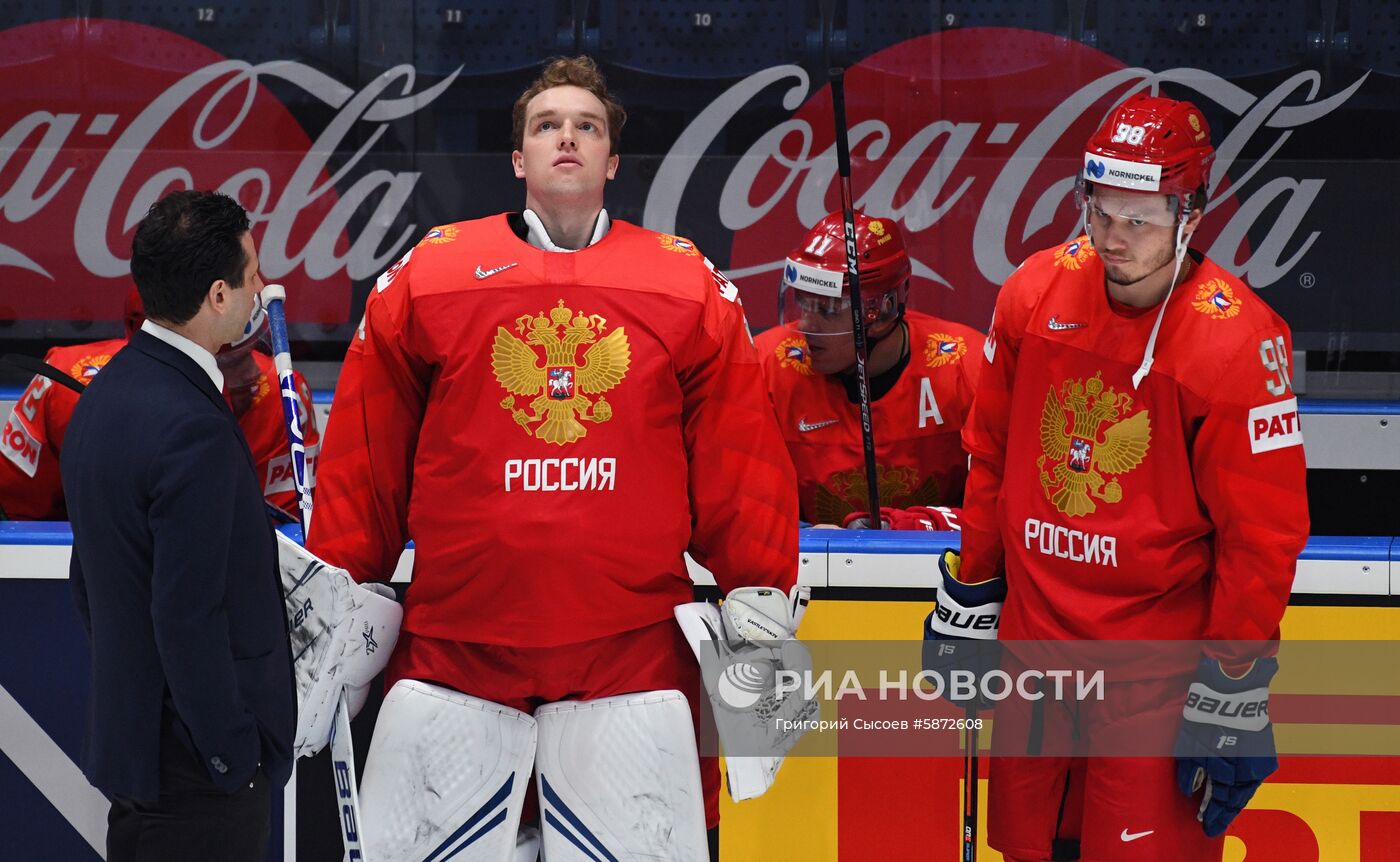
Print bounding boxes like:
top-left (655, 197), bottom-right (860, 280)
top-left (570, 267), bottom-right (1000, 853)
top-left (757, 312), bottom-right (977, 524)
top-left (995, 243), bottom-right (1253, 643)
top-left (397, 216), bottom-right (721, 643)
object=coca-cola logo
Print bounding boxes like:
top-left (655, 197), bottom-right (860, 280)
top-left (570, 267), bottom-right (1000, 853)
top-left (0, 19), bottom-right (457, 325)
top-left (644, 28), bottom-right (1365, 330)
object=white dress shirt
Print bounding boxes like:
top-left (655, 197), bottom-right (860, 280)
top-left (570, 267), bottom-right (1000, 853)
top-left (140, 319), bottom-right (224, 393)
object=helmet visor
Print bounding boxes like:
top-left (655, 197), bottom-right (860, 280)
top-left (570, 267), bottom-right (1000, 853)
top-left (778, 284), bottom-right (900, 336)
top-left (1079, 186), bottom-right (1180, 230)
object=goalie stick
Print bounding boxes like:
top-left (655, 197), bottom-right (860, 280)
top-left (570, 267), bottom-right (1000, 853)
top-left (262, 284), bottom-right (372, 861)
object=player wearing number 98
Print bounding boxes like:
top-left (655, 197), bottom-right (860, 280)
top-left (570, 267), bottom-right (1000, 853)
top-left (950, 93), bottom-right (1309, 861)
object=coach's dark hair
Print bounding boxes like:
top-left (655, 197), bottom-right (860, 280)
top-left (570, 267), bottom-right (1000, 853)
top-left (130, 190), bottom-right (251, 325)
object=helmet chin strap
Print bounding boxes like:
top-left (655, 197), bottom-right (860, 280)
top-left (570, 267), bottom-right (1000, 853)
top-left (1131, 217), bottom-right (1189, 390)
top-left (1084, 204), bottom-right (1191, 390)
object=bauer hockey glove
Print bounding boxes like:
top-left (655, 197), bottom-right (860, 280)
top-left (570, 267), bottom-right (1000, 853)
top-left (921, 549), bottom-right (1006, 711)
top-left (844, 506), bottom-right (962, 531)
top-left (1173, 657), bottom-right (1280, 837)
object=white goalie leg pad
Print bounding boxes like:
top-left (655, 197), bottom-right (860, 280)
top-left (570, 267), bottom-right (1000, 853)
top-left (277, 531), bottom-right (403, 759)
top-left (534, 691), bottom-right (707, 862)
top-left (359, 680), bottom-right (537, 862)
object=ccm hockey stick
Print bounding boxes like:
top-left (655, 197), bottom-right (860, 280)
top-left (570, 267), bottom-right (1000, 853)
top-left (819, 0), bottom-right (882, 525)
top-left (819, 8), bottom-right (970, 855)
top-left (262, 285), bottom-right (370, 861)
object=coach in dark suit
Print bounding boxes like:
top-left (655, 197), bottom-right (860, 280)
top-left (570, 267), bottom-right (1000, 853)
top-left (63, 190), bottom-right (295, 862)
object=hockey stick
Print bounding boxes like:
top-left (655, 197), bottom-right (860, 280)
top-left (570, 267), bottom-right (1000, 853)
top-left (259, 285), bottom-right (315, 536)
top-left (819, 0), bottom-right (882, 525)
top-left (963, 710), bottom-right (979, 861)
top-left (262, 285), bottom-right (371, 861)
top-left (1, 354), bottom-right (85, 394)
top-left (329, 687), bottom-right (367, 861)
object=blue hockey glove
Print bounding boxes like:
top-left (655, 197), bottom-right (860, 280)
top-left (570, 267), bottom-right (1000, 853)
top-left (1173, 657), bottom-right (1280, 837)
top-left (921, 550), bottom-right (1006, 710)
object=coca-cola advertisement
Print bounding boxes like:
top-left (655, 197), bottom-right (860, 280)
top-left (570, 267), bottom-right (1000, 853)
top-left (3, 8), bottom-right (1400, 862)
top-left (1, 14), bottom-right (1397, 359)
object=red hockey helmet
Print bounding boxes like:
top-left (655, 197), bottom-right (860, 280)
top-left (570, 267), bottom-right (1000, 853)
top-left (778, 210), bottom-right (911, 335)
top-left (1081, 93), bottom-right (1214, 215)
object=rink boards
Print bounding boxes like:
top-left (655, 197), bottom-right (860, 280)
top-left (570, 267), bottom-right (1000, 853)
top-left (719, 580), bottom-right (1400, 862)
top-left (1, 525), bottom-right (1397, 861)
top-left (3, 388), bottom-right (1398, 861)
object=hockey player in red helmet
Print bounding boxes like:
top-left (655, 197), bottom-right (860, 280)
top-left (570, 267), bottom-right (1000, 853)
top-left (1, 286), bottom-right (317, 520)
top-left (755, 210), bottom-right (983, 527)
top-left (933, 92), bottom-right (1308, 861)
top-left (776, 209), bottom-right (912, 372)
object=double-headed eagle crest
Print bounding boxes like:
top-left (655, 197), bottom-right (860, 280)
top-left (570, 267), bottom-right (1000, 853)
top-left (1038, 372), bottom-right (1151, 517)
top-left (924, 333), bottom-right (966, 368)
top-left (812, 464), bottom-right (939, 525)
top-left (1053, 237), bottom-right (1096, 271)
top-left (491, 299), bottom-right (631, 445)
top-left (775, 336), bottom-right (813, 376)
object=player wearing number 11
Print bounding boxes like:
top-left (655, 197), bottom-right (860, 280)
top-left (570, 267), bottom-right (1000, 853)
top-left (943, 94), bottom-right (1309, 861)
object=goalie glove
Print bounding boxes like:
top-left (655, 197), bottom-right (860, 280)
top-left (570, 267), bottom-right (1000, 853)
top-left (844, 506), bottom-right (962, 532)
top-left (1174, 657), bottom-right (1279, 837)
top-left (277, 532), bottom-right (403, 759)
top-left (674, 584), bottom-right (817, 802)
top-left (921, 549), bottom-right (1006, 711)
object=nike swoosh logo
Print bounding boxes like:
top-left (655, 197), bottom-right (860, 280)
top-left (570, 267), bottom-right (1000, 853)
top-left (1120, 829), bottom-right (1154, 842)
top-left (797, 417), bottom-right (838, 433)
top-left (474, 262), bottom-right (518, 280)
top-left (1047, 315), bottom-right (1087, 331)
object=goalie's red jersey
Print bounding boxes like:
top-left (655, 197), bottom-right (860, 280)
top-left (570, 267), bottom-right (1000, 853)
top-left (754, 311), bottom-right (982, 524)
top-left (959, 237), bottom-right (1308, 660)
top-left (1, 341), bottom-right (317, 520)
top-left (308, 215), bottom-right (797, 647)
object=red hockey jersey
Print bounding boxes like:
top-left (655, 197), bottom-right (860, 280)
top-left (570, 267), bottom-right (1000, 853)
top-left (307, 215), bottom-right (797, 647)
top-left (755, 311), bottom-right (983, 524)
top-left (1, 341), bottom-right (317, 520)
top-left (960, 237), bottom-right (1308, 661)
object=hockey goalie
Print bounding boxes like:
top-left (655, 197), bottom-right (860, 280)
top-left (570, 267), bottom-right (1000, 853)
top-left (299, 57), bottom-right (804, 862)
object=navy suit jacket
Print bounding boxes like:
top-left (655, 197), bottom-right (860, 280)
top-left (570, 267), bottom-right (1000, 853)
top-left (62, 329), bottom-right (295, 801)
